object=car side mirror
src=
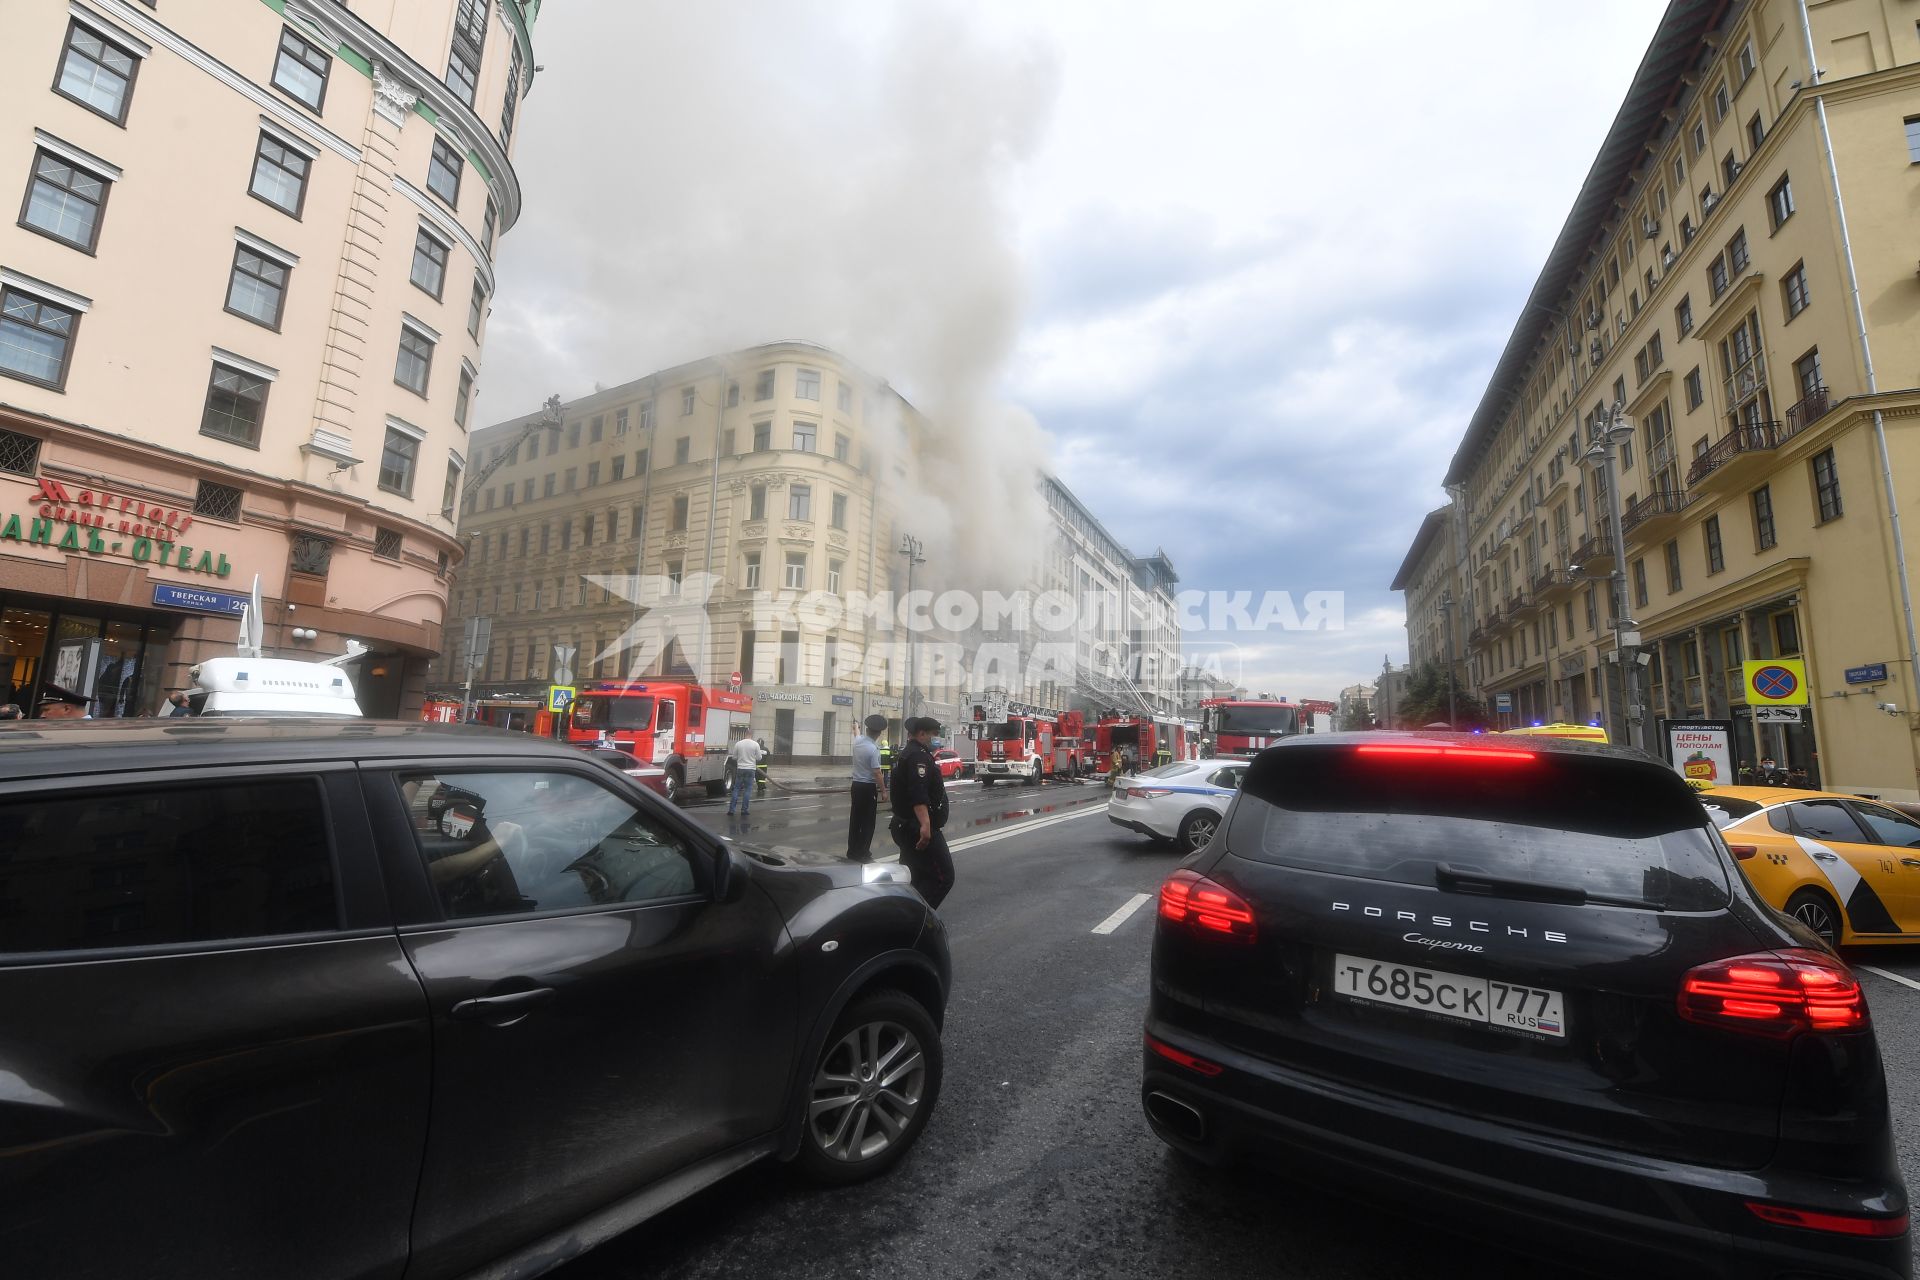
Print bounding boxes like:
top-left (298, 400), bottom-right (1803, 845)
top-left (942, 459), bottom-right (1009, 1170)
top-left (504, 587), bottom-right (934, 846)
top-left (713, 844), bottom-right (750, 903)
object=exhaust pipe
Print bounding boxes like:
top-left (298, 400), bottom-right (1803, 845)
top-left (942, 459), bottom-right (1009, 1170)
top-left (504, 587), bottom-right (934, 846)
top-left (1145, 1091), bottom-right (1206, 1142)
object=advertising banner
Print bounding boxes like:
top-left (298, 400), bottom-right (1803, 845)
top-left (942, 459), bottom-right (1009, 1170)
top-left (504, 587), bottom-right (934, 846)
top-left (1659, 719), bottom-right (1738, 792)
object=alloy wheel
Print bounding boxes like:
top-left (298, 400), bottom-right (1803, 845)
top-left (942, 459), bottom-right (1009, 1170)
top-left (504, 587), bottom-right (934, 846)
top-left (808, 1020), bottom-right (927, 1163)
top-left (1792, 897), bottom-right (1839, 946)
top-left (1182, 813), bottom-right (1218, 852)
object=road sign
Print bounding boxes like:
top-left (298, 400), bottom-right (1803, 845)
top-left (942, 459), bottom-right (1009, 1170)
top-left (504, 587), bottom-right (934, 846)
top-left (547, 684), bottom-right (576, 713)
top-left (729, 670), bottom-right (743, 691)
top-left (1845, 662), bottom-right (1889, 685)
top-left (1744, 659), bottom-right (1808, 705)
top-left (1754, 705), bottom-right (1804, 724)
top-left (552, 643), bottom-right (577, 686)
top-left (1495, 693), bottom-right (1512, 712)
top-left (463, 617), bottom-right (492, 669)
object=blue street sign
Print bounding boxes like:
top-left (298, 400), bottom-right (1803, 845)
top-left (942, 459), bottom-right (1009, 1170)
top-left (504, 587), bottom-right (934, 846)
top-left (152, 584), bottom-right (249, 615)
top-left (1495, 693), bottom-right (1512, 712)
top-left (831, 694), bottom-right (854, 706)
top-left (1845, 662), bottom-right (1889, 685)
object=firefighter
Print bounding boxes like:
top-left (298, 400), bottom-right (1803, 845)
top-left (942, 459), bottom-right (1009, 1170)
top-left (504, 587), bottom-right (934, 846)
top-left (888, 717), bottom-right (954, 907)
top-left (755, 738), bottom-right (770, 797)
top-left (1108, 747), bottom-right (1126, 790)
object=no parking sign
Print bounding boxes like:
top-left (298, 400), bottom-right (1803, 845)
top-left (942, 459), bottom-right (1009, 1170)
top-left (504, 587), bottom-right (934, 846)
top-left (1743, 659), bottom-right (1808, 705)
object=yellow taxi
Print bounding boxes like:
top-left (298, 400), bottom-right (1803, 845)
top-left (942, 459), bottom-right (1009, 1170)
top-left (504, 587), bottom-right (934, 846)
top-left (1701, 785), bottom-right (1920, 947)
top-left (1500, 722), bottom-right (1609, 744)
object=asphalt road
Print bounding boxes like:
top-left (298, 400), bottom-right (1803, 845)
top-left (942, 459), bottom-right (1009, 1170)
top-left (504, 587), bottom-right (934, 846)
top-left (549, 779), bottom-right (1920, 1279)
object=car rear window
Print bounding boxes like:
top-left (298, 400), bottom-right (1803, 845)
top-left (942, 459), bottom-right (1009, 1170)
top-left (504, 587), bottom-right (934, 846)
top-left (1140, 762), bottom-right (1198, 779)
top-left (1699, 795), bottom-right (1764, 828)
top-left (1229, 744), bottom-right (1729, 911)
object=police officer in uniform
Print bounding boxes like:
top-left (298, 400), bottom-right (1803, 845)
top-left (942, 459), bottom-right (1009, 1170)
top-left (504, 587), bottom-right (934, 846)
top-left (888, 716), bottom-right (954, 907)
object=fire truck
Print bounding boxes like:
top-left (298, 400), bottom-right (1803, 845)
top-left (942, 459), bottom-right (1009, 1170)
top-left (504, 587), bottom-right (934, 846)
top-left (966, 696), bottom-right (1086, 784)
top-left (568, 680), bottom-right (754, 804)
top-left (1300, 698), bottom-right (1338, 734)
top-left (1092, 714), bottom-right (1189, 770)
top-left (421, 697), bottom-right (464, 724)
top-left (1199, 697), bottom-right (1307, 758)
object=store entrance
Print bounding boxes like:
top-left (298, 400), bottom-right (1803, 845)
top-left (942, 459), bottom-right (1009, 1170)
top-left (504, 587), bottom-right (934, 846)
top-left (0, 595), bottom-right (174, 718)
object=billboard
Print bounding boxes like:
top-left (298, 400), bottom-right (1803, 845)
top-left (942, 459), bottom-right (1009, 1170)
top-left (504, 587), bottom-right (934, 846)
top-left (1658, 719), bottom-right (1738, 792)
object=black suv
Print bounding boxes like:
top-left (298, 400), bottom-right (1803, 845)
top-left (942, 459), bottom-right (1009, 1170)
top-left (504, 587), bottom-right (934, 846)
top-left (0, 719), bottom-right (948, 1280)
top-left (1143, 733), bottom-right (1908, 1280)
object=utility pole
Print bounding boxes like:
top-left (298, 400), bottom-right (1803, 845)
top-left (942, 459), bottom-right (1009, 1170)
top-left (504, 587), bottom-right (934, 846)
top-left (1584, 402), bottom-right (1644, 750)
top-left (899, 534), bottom-right (925, 719)
top-left (1439, 590), bottom-right (1458, 728)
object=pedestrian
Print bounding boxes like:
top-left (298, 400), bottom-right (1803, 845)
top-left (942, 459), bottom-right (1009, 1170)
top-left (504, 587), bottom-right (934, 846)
top-left (0, 703), bottom-right (22, 721)
top-left (1108, 747), bottom-right (1125, 790)
top-left (888, 716), bottom-right (954, 907)
top-left (164, 691), bottom-right (192, 717)
top-left (847, 713), bottom-right (887, 863)
top-left (35, 683), bottom-right (90, 720)
top-left (727, 732), bottom-right (764, 816)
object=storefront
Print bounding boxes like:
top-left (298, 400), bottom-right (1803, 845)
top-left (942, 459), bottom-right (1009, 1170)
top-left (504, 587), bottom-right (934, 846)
top-left (0, 591), bottom-right (179, 718)
top-left (1647, 592), bottom-right (1820, 788)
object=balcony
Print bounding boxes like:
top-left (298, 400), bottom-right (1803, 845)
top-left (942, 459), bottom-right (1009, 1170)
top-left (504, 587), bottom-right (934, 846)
top-left (1620, 488), bottom-right (1694, 542)
top-left (1571, 528), bottom-right (1615, 574)
top-left (1509, 587), bottom-right (1538, 616)
top-left (1686, 420), bottom-right (1779, 491)
top-left (1779, 384), bottom-right (1831, 445)
top-left (1536, 565), bottom-right (1576, 599)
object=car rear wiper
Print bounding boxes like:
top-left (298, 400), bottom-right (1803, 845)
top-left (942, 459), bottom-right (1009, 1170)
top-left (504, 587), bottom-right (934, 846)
top-left (1435, 862), bottom-right (1656, 910)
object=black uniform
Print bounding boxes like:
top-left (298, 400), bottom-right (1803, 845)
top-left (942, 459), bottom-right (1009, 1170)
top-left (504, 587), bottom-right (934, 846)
top-left (888, 736), bottom-right (954, 907)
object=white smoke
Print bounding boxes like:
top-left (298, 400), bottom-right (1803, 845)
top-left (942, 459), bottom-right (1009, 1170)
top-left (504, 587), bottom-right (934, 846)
top-left (485, 0), bottom-right (1060, 591)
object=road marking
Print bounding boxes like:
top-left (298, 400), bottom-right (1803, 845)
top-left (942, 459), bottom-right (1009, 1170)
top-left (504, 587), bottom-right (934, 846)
top-left (1091, 893), bottom-right (1152, 935)
top-left (947, 803), bottom-right (1110, 851)
top-left (1859, 964), bottom-right (1920, 992)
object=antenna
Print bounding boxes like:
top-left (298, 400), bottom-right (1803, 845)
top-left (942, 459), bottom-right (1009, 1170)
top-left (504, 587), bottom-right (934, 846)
top-left (236, 574), bottom-right (265, 658)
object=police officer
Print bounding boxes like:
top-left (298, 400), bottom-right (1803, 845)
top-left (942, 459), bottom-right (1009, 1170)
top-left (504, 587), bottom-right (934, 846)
top-left (888, 716), bottom-right (954, 907)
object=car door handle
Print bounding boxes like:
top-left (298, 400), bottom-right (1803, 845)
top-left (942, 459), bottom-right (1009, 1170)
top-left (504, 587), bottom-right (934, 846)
top-left (1903, 859), bottom-right (1920, 869)
top-left (451, 987), bottom-right (556, 1021)
top-left (1810, 850), bottom-right (1838, 862)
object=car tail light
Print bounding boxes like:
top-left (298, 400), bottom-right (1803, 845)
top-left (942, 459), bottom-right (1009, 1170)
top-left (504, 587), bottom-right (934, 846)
top-left (1745, 1201), bottom-right (1908, 1238)
top-left (1145, 1032), bottom-right (1223, 1077)
top-left (1678, 949), bottom-right (1868, 1037)
top-left (1726, 843), bottom-right (1758, 860)
top-left (1126, 787), bottom-right (1171, 798)
top-left (1355, 743), bottom-right (1535, 763)
top-left (1159, 869), bottom-right (1256, 943)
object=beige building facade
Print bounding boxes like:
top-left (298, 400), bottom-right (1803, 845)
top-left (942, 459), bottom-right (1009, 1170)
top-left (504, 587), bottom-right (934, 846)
top-left (1418, 0), bottom-right (1920, 795)
top-left (0, 0), bottom-right (535, 716)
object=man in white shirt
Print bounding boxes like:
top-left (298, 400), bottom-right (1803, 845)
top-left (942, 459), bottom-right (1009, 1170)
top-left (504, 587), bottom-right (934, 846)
top-left (847, 714), bottom-right (888, 862)
top-left (727, 732), bottom-right (765, 816)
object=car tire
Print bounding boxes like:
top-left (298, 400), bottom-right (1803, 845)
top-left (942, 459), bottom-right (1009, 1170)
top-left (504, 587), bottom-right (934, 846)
top-left (795, 990), bottom-right (942, 1186)
top-left (1177, 809), bottom-right (1220, 854)
top-left (665, 763), bottom-right (686, 806)
top-left (1785, 887), bottom-right (1843, 948)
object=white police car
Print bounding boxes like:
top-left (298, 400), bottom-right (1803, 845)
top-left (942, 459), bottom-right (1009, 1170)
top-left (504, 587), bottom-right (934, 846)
top-left (1108, 759), bottom-right (1246, 853)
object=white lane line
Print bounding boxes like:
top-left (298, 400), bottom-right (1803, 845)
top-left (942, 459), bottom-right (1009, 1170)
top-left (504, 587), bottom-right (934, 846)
top-left (1091, 893), bottom-right (1152, 935)
top-left (1859, 964), bottom-right (1920, 992)
top-left (947, 803), bottom-right (1110, 851)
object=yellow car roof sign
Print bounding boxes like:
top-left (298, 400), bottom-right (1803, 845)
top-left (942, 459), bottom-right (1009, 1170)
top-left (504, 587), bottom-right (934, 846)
top-left (1500, 723), bottom-right (1610, 743)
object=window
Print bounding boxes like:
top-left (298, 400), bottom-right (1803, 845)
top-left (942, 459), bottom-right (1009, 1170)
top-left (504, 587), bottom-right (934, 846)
top-left (199, 361), bottom-right (269, 446)
top-left (1794, 348), bottom-right (1823, 399)
top-left (395, 324), bottom-right (434, 395)
top-left (539, 522), bottom-right (551, 554)
top-left (1673, 153), bottom-right (1686, 186)
top-left (399, 769), bottom-right (697, 919)
top-left (1679, 213), bottom-right (1695, 245)
top-left (673, 436), bottom-right (690, 466)
top-left (21, 147), bottom-right (112, 252)
top-left (727, 380), bottom-right (740, 407)
top-left (1632, 558), bottom-right (1648, 609)
top-left (468, 281), bottom-right (485, 338)
top-left (1674, 295), bottom-right (1693, 337)
top-left (542, 473), bottom-right (554, 497)
top-left (610, 455), bottom-right (625, 481)
top-left (1736, 41), bottom-right (1756, 83)
top-left (784, 552), bottom-right (807, 589)
top-left (0, 284), bottom-right (78, 391)
top-left (560, 518), bottom-right (573, 550)
top-left (1704, 514), bottom-right (1724, 575)
top-left (743, 551), bottom-right (761, 589)
top-left (837, 381), bottom-right (853, 413)
top-left (1708, 254), bottom-right (1730, 299)
top-left (1690, 119), bottom-right (1707, 155)
top-left (225, 243), bottom-right (290, 329)
top-left (1782, 262), bottom-right (1810, 318)
top-left (827, 559), bottom-right (843, 594)
top-left (754, 369), bottom-right (775, 400)
top-left (1812, 448), bottom-right (1843, 523)
top-left (194, 479), bottom-right (244, 521)
top-left (1767, 174), bottom-right (1794, 230)
top-left (427, 136), bottom-right (463, 207)
top-left (379, 425), bottom-right (420, 496)
top-left (615, 407), bottom-right (629, 436)
top-left (671, 494), bottom-right (688, 530)
top-left (834, 433), bottom-right (850, 462)
top-left (752, 420), bottom-right (771, 451)
top-left (442, 458), bottom-right (461, 518)
top-left (830, 491), bottom-right (848, 529)
top-left (639, 399), bottom-right (655, 430)
top-left (446, 0), bottom-right (487, 106)
top-left (1685, 366), bottom-right (1704, 410)
top-left (1727, 228), bottom-right (1749, 275)
top-left (1584, 588), bottom-right (1597, 633)
top-left (374, 526), bottom-right (403, 560)
top-left (500, 43), bottom-right (523, 146)
top-left (271, 27), bottom-right (330, 112)
top-left (563, 466), bottom-right (576, 491)
top-left (56, 21), bottom-right (140, 124)
top-left (680, 386), bottom-right (696, 416)
top-left (634, 447), bottom-right (648, 473)
top-left (481, 197), bottom-right (497, 256)
top-left (1747, 114), bottom-right (1765, 152)
top-left (1752, 485), bottom-right (1776, 550)
top-left (249, 131), bottom-right (311, 217)
top-left (795, 367), bottom-right (821, 400)
top-left (1712, 81), bottom-right (1730, 122)
top-left (454, 364), bottom-right (473, 428)
top-left (410, 226), bottom-right (449, 298)
top-left (749, 484), bottom-right (766, 520)
top-left (587, 461), bottom-right (600, 487)
top-left (793, 421), bottom-right (816, 453)
top-left (789, 484), bottom-right (812, 521)
top-left (1722, 151), bottom-right (1740, 188)
top-left (0, 777), bottom-right (338, 952)
top-left (1664, 539), bottom-right (1682, 593)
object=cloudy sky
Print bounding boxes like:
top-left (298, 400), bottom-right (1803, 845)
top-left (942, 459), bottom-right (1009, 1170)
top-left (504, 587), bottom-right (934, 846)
top-left (482, 0), bottom-right (1670, 700)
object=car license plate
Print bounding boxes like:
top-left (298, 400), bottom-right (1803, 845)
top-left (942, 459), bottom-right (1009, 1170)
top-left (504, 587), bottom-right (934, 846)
top-left (1331, 954), bottom-right (1566, 1039)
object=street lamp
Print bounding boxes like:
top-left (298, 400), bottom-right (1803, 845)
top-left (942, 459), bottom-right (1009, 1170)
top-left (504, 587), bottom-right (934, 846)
top-left (1581, 402), bottom-right (1647, 750)
top-left (1438, 589), bottom-right (1459, 728)
top-left (898, 534), bottom-right (925, 719)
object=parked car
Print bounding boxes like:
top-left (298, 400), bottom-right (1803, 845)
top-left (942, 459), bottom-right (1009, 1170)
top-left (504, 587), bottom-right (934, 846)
top-left (1702, 784), bottom-right (1920, 947)
top-left (1144, 733), bottom-right (1908, 1278)
top-left (0, 719), bottom-right (949, 1280)
top-left (584, 744), bottom-right (671, 797)
top-left (933, 747), bottom-right (968, 780)
top-left (1109, 759), bottom-right (1246, 852)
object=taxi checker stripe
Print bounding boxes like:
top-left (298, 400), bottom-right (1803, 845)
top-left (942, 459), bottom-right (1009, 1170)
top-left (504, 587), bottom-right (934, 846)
top-left (1794, 836), bottom-right (1903, 935)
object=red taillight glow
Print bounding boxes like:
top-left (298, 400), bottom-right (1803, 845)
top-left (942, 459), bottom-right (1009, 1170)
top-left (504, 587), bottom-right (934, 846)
top-left (1678, 949), bottom-right (1868, 1037)
top-left (1158, 869), bottom-right (1256, 943)
top-left (1354, 744), bottom-right (1535, 763)
top-left (1745, 1201), bottom-right (1909, 1238)
top-left (1145, 1032), bottom-right (1223, 1077)
top-left (1126, 787), bottom-right (1172, 798)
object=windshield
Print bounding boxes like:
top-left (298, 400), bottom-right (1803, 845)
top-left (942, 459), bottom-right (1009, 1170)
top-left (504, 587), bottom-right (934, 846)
top-left (982, 724), bottom-right (1023, 740)
top-left (572, 694), bottom-right (655, 731)
top-left (1216, 705), bottom-right (1299, 735)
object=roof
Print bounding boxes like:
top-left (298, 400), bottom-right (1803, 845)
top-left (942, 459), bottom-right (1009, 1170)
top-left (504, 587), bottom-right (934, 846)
top-left (1389, 506), bottom-right (1453, 592)
top-left (1442, 0), bottom-right (1729, 487)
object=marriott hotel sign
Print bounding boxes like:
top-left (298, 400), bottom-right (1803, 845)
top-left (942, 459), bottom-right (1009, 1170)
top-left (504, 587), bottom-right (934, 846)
top-left (3, 477), bottom-right (233, 578)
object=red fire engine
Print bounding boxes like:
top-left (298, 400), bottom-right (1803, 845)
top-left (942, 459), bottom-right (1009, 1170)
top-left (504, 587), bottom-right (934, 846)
top-left (1200, 697), bottom-right (1307, 758)
top-left (568, 680), bottom-right (754, 804)
top-left (1092, 714), bottom-right (1190, 770)
top-left (1300, 698), bottom-right (1337, 733)
top-left (967, 698), bottom-right (1086, 784)
top-left (421, 697), bottom-right (464, 724)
